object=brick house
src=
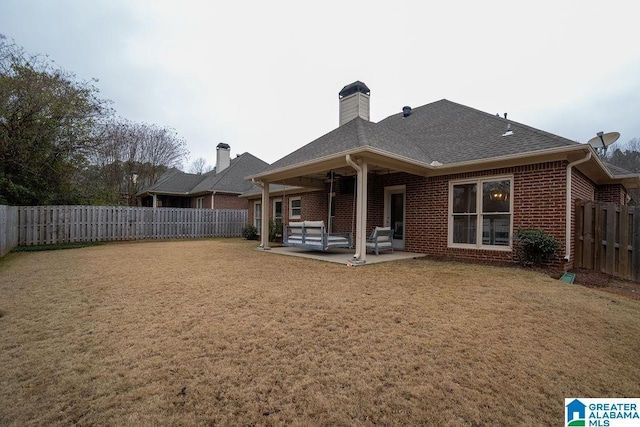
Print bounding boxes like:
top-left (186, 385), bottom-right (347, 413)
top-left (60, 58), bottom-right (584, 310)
top-left (137, 143), bottom-right (267, 209)
top-left (245, 81), bottom-right (640, 268)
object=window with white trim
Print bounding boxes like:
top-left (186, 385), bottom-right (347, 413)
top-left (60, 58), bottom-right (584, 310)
top-left (196, 197), bottom-right (204, 209)
top-left (449, 176), bottom-right (512, 249)
top-left (289, 197), bottom-right (301, 219)
top-left (254, 201), bottom-right (262, 234)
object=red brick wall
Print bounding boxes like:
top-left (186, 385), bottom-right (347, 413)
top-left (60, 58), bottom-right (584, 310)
top-left (300, 191), bottom-right (327, 222)
top-left (249, 161), bottom-right (603, 269)
top-left (246, 190), bottom-right (326, 227)
top-left (572, 169), bottom-right (595, 202)
top-left (595, 184), bottom-right (627, 205)
top-left (213, 193), bottom-right (249, 210)
top-left (401, 161), bottom-right (575, 268)
top-left (566, 169), bottom-right (597, 269)
top-left (188, 194), bottom-right (212, 209)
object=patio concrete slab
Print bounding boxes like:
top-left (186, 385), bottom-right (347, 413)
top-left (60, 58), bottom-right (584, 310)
top-left (261, 246), bottom-right (426, 266)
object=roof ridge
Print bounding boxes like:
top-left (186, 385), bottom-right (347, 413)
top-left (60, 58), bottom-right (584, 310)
top-left (355, 117), bottom-right (371, 147)
top-left (438, 99), bottom-right (579, 147)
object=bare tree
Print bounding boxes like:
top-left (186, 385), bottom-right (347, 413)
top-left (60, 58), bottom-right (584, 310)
top-left (188, 157), bottom-right (212, 174)
top-left (604, 137), bottom-right (640, 205)
top-left (90, 118), bottom-right (189, 205)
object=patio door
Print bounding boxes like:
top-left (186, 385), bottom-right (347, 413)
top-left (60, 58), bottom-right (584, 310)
top-left (384, 185), bottom-right (405, 250)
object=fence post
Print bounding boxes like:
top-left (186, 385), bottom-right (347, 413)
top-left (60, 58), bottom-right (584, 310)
top-left (574, 200), bottom-right (584, 268)
top-left (633, 206), bottom-right (640, 282)
top-left (619, 205), bottom-right (630, 279)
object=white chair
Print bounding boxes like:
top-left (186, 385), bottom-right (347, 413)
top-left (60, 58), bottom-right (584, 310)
top-left (366, 227), bottom-right (394, 255)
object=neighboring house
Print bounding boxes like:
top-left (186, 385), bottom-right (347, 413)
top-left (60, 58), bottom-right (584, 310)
top-left (246, 81), bottom-right (640, 267)
top-left (137, 143), bottom-right (268, 210)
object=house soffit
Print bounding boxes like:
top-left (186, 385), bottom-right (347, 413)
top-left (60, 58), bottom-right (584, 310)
top-left (251, 144), bottom-right (638, 190)
top-left (250, 148), bottom-right (433, 185)
top-left (251, 145), bottom-right (599, 185)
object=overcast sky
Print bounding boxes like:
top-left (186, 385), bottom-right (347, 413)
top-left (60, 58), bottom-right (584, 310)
top-left (2, 0), bottom-right (639, 168)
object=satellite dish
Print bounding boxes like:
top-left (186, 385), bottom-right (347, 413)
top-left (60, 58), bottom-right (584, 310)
top-left (587, 131), bottom-right (620, 150)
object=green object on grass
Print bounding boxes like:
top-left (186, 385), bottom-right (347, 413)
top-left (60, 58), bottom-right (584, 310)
top-left (560, 272), bottom-right (576, 284)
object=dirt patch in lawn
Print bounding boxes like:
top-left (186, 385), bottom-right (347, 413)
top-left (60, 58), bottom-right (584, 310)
top-left (1, 239), bottom-right (639, 426)
top-left (570, 268), bottom-right (640, 300)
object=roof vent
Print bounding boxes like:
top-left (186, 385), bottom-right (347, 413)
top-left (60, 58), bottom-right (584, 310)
top-left (502, 123), bottom-right (514, 137)
top-left (402, 106), bottom-right (412, 118)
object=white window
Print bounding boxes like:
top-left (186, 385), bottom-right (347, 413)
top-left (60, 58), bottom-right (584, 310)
top-left (254, 202), bottom-right (262, 234)
top-left (289, 197), bottom-right (301, 219)
top-left (449, 176), bottom-right (512, 249)
top-left (196, 197), bottom-right (204, 209)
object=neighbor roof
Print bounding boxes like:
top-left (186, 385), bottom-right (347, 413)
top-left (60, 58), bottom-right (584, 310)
top-left (138, 152), bottom-right (268, 197)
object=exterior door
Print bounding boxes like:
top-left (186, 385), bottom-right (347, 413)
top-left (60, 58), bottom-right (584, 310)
top-left (384, 185), bottom-right (405, 250)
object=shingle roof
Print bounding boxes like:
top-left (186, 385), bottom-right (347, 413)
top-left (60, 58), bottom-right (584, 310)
top-left (258, 99), bottom-right (582, 175)
top-left (145, 169), bottom-right (206, 194)
top-left (139, 152), bottom-right (268, 196)
top-left (379, 100), bottom-right (578, 164)
top-left (602, 161), bottom-right (634, 176)
top-left (191, 153), bottom-right (268, 194)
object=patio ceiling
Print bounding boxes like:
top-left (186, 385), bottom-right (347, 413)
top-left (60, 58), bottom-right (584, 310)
top-left (259, 148), bottom-right (432, 188)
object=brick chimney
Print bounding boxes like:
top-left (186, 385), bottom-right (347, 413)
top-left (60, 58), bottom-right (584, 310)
top-left (216, 143), bottom-right (231, 173)
top-left (339, 81), bottom-right (370, 126)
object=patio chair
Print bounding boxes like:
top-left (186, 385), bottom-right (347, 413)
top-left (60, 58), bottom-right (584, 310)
top-left (366, 227), bottom-right (393, 255)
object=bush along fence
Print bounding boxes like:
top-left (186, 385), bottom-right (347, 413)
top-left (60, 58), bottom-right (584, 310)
top-left (0, 205), bottom-right (248, 256)
top-left (574, 200), bottom-right (640, 282)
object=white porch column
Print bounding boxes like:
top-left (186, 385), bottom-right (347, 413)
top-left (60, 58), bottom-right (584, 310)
top-left (152, 194), bottom-right (158, 208)
top-left (355, 160), bottom-right (368, 262)
top-left (260, 181), bottom-right (270, 249)
top-left (346, 154), bottom-right (368, 263)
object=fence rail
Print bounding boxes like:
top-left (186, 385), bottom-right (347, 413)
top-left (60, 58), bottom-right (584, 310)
top-left (0, 205), bottom-right (247, 255)
top-left (574, 200), bottom-right (640, 281)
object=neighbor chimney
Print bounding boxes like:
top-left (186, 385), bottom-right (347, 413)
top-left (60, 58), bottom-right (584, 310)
top-left (216, 143), bottom-right (231, 173)
top-left (338, 81), bottom-right (370, 126)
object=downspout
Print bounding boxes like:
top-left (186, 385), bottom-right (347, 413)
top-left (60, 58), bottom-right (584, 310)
top-left (346, 154), bottom-right (363, 260)
top-left (564, 151), bottom-right (591, 262)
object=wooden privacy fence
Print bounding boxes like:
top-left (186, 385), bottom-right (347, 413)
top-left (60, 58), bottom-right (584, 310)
top-left (574, 200), bottom-right (640, 281)
top-left (1, 205), bottom-right (248, 252)
top-left (0, 205), bottom-right (19, 257)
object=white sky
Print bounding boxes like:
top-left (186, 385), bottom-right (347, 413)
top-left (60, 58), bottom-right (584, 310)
top-left (2, 0), bottom-right (639, 168)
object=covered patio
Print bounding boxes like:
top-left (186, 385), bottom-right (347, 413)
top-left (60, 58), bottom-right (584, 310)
top-left (248, 119), bottom-right (432, 265)
top-left (264, 246), bottom-right (426, 266)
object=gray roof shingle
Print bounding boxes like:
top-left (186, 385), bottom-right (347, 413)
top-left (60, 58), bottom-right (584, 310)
top-left (258, 99), bottom-right (582, 175)
top-left (191, 153), bottom-right (268, 194)
top-left (379, 100), bottom-right (578, 164)
top-left (139, 152), bottom-right (268, 196)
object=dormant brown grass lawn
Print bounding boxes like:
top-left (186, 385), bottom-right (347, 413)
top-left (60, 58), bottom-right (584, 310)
top-left (1, 239), bottom-right (639, 426)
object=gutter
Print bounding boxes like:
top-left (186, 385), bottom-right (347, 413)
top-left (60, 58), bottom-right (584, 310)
top-left (246, 144), bottom-right (591, 183)
top-left (564, 151), bottom-right (592, 262)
